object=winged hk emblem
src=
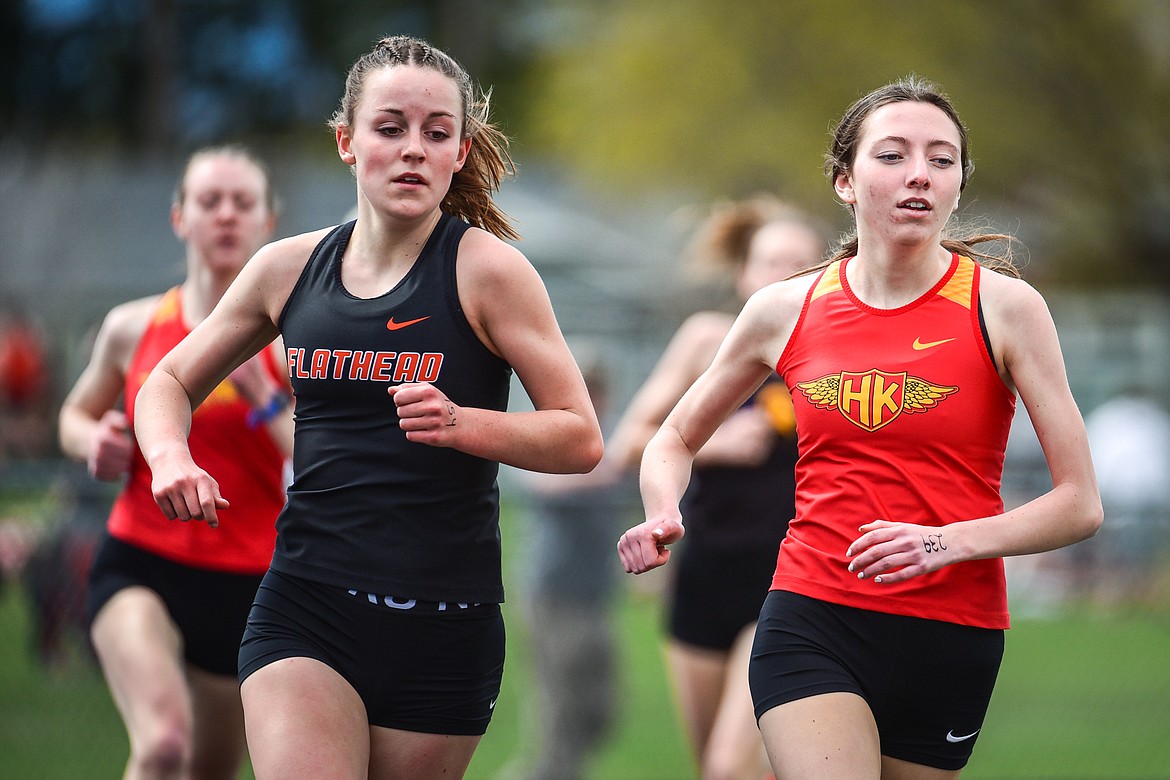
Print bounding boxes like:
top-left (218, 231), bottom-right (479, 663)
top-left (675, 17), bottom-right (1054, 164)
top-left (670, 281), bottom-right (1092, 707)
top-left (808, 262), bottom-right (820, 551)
top-left (794, 374), bottom-right (840, 410)
top-left (795, 370), bottom-right (957, 432)
top-left (902, 375), bottom-right (959, 413)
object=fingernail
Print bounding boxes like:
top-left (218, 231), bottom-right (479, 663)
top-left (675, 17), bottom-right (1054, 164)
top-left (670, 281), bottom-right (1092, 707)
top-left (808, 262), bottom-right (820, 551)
top-left (847, 562), bottom-right (855, 572)
top-left (874, 576), bottom-right (883, 584)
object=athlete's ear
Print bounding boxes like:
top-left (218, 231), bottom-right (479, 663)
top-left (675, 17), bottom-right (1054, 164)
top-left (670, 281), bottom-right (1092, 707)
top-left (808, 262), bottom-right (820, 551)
top-left (170, 201), bottom-right (187, 241)
top-left (453, 136), bottom-right (472, 174)
top-left (834, 172), bottom-right (856, 205)
top-left (336, 124), bottom-right (356, 167)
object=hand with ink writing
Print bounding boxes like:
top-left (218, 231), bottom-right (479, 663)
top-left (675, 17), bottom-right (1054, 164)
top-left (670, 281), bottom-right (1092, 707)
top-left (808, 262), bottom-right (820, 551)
top-left (846, 519), bottom-right (957, 584)
top-left (389, 382), bottom-right (460, 447)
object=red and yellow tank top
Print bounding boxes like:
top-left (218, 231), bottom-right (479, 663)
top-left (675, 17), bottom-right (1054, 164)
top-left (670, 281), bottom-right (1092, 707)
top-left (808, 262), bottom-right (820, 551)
top-left (107, 287), bottom-right (285, 573)
top-left (774, 254), bottom-right (1016, 628)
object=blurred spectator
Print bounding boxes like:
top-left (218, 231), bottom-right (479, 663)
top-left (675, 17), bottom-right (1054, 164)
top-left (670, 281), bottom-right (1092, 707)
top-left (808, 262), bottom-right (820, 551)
top-left (19, 468), bottom-right (111, 669)
top-left (0, 519), bottom-right (37, 589)
top-left (1081, 389), bottom-right (1170, 605)
top-left (0, 307), bottom-right (53, 459)
top-left (510, 343), bottom-right (629, 780)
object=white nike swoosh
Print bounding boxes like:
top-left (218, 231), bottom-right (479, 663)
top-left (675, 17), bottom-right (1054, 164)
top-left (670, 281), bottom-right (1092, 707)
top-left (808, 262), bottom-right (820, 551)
top-left (946, 728), bottom-right (980, 743)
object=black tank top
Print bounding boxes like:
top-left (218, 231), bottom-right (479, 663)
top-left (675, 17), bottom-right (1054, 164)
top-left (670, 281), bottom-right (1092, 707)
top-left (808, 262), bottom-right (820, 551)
top-left (680, 377), bottom-right (798, 551)
top-left (273, 216), bottom-right (512, 602)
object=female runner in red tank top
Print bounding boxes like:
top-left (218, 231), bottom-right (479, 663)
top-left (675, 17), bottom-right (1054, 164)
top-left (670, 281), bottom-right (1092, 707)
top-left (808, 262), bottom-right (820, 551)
top-left (58, 146), bottom-right (292, 780)
top-left (618, 76), bottom-right (1102, 780)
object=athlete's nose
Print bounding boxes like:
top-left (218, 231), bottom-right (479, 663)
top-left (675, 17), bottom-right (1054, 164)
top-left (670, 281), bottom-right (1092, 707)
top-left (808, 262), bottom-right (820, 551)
top-left (402, 129), bottom-right (426, 161)
top-left (214, 199), bottom-right (240, 222)
top-left (906, 155), bottom-right (931, 189)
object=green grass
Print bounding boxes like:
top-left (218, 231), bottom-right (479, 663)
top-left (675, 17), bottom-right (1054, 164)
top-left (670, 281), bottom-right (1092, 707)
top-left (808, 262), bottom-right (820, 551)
top-left (2, 505), bottom-right (1168, 779)
top-left (0, 583), bottom-right (128, 778)
top-left (469, 571), bottom-right (693, 780)
top-left (0, 552), bottom-right (691, 780)
top-left (965, 611), bottom-right (1170, 780)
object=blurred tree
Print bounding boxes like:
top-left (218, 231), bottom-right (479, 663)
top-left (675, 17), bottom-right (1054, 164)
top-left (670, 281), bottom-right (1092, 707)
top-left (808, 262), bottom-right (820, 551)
top-left (523, 0), bottom-right (1170, 289)
top-left (141, 0), bottom-right (178, 145)
top-left (1, 0), bottom-right (529, 153)
top-left (3, 0), bottom-right (1167, 288)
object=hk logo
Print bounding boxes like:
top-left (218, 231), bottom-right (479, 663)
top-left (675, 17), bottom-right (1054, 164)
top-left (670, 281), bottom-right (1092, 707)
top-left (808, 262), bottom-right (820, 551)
top-left (796, 369), bottom-right (957, 432)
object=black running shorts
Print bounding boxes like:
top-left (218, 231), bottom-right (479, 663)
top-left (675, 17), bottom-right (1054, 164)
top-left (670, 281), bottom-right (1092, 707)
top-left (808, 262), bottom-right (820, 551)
top-left (86, 534), bottom-right (263, 676)
top-left (238, 569), bottom-right (505, 736)
top-left (668, 542), bottom-right (777, 651)
top-left (749, 589), bottom-right (1004, 771)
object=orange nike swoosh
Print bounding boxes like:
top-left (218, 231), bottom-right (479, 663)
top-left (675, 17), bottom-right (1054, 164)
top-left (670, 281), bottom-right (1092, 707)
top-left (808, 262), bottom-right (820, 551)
top-left (912, 337), bottom-right (956, 350)
top-left (386, 315), bottom-right (430, 331)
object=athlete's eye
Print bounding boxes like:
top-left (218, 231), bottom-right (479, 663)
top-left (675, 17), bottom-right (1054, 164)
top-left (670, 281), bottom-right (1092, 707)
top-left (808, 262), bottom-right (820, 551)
top-left (233, 195), bottom-right (258, 212)
top-left (933, 156), bottom-right (956, 167)
top-left (877, 152), bottom-right (902, 163)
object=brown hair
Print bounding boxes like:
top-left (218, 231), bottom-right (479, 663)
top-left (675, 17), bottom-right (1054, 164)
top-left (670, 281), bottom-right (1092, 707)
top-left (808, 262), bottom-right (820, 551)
top-left (686, 193), bottom-right (827, 275)
top-left (174, 144), bottom-right (278, 215)
top-left (329, 35), bottom-right (518, 241)
top-left (821, 75), bottom-right (1018, 277)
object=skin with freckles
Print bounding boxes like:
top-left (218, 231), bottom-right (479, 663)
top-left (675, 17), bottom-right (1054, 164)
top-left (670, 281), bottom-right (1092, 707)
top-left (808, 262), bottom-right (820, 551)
top-left (835, 102), bottom-right (964, 266)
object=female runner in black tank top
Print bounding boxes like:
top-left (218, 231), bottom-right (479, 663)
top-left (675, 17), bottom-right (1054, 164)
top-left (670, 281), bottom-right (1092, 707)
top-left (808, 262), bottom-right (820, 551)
top-left (134, 36), bottom-right (602, 780)
top-left (609, 195), bottom-right (825, 780)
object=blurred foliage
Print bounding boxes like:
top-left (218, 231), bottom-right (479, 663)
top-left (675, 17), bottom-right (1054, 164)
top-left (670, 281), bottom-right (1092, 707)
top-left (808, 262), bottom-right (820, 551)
top-left (2, 0), bottom-right (1167, 288)
top-left (0, 0), bottom-right (532, 155)
top-left (524, 0), bottom-right (1170, 288)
